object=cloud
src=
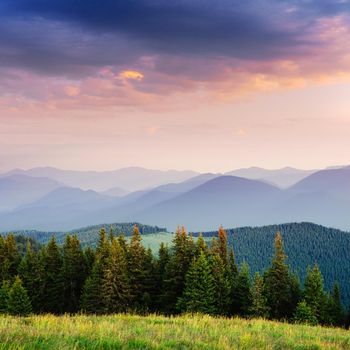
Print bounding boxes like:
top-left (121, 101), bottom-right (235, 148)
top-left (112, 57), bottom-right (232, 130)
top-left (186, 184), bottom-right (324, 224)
top-left (1, 0), bottom-right (350, 111)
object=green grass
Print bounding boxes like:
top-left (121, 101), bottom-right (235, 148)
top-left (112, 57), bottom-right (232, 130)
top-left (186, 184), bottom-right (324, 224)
top-left (0, 314), bottom-right (349, 349)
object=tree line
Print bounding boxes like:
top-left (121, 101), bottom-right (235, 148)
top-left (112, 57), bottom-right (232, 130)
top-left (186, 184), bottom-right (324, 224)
top-left (0, 225), bottom-right (347, 327)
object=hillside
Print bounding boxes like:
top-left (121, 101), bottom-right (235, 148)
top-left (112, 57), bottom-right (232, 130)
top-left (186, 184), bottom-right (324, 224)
top-left (5, 222), bottom-right (166, 246)
top-left (198, 222), bottom-right (350, 305)
top-left (1, 314), bottom-right (349, 349)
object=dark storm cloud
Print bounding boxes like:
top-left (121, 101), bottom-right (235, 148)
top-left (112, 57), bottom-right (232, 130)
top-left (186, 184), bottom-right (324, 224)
top-left (0, 0), bottom-right (349, 76)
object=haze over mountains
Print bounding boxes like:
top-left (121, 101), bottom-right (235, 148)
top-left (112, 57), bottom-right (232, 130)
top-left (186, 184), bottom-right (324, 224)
top-left (0, 165), bottom-right (349, 232)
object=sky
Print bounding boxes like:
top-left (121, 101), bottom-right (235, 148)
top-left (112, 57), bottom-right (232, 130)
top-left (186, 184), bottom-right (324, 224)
top-left (1, 0), bottom-right (350, 173)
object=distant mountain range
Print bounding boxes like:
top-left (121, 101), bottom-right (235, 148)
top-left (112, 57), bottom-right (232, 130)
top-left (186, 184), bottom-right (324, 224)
top-left (0, 165), bottom-right (349, 232)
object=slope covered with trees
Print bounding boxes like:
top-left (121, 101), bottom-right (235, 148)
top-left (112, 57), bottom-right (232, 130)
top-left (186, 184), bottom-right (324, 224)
top-left (0, 225), bottom-right (347, 329)
top-left (198, 222), bottom-right (350, 305)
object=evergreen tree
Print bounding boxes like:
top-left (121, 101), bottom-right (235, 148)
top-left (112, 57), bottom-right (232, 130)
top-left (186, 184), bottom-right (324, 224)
top-left (18, 241), bottom-right (42, 313)
top-left (155, 243), bottom-right (170, 311)
top-left (0, 234), bottom-right (20, 281)
top-left (101, 238), bottom-right (130, 313)
top-left (250, 272), bottom-right (269, 318)
top-left (62, 235), bottom-right (87, 313)
top-left (264, 232), bottom-right (293, 320)
top-left (195, 234), bottom-right (208, 257)
top-left (127, 225), bottom-right (146, 311)
top-left (211, 252), bottom-right (231, 315)
top-left (231, 263), bottom-right (252, 317)
top-left (303, 264), bottom-right (325, 322)
top-left (328, 282), bottom-right (344, 326)
top-left (141, 247), bottom-right (157, 313)
top-left (218, 226), bottom-right (228, 265)
top-left (8, 276), bottom-right (32, 316)
top-left (81, 228), bottom-right (110, 314)
top-left (178, 251), bottom-right (216, 314)
top-left (42, 236), bottom-right (63, 313)
top-left (161, 226), bottom-right (195, 314)
top-left (0, 281), bottom-right (10, 314)
top-left (293, 301), bottom-right (318, 326)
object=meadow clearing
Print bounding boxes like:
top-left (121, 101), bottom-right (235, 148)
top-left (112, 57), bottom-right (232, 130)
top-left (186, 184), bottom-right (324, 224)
top-left (0, 314), bottom-right (349, 350)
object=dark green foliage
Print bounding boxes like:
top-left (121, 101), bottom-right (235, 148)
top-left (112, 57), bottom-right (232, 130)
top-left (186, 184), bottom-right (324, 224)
top-left (303, 265), bottom-right (325, 322)
top-left (101, 238), bottom-right (130, 313)
top-left (7, 276), bottom-right (32, 316)
top-left (18, 241), bottom-right (42, 313)
top-left (231, 263), bottom-right (252, 317)
top-left (198, 222), bottom-right (350, 305)
top-left (161, 227), bottom-right (195, 314)
top-left (178, 251), bottom-right (216, 314)
top-left (250, 272), bottom-right (269, 318)
top-left (41, 236), bottom-right (64, 314)
top-left (0, 223), bottom-right (347, 329)
top-left (127, 225), bottom-right (147, 311)
top-left (293, 301), bottom-right (318, 326)
top-left (62, 235), bottom-right (87, 313)
top-left (7, 223), bottom-right (166, 246)
top-left (264, 232), bottom-right (294, 320)
top-left (0, 281), bottom-right (10, 314)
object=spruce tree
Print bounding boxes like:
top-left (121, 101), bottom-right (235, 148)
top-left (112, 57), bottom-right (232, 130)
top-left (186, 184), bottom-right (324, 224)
top-left (127, 225), bottom-right (146, 311)
top-left (195, 234), bottom-right (208, 257)
top-left (231, 263), bottom-right (252, 317)
top-left (328, 282), bottom-right (344, 326)
top-left (0, 234), bottom-right (20, 282)
top-left (211, 252), bottom-right (231, 315)
top-left (155, 243), bottom-right (170, 312)
top-left (162, 226), bottom-right (195, 314)
top-left (218, 226), bottom-right (228, 265)
top-left (0, 281), bottom-right (10, 314)
top-left (178, 251), bottom-right (216, 314)
top-left (18, 241), bottom-right (42, 313)
top-left (264, 232), bottom-right (293, 320)
top-left (250, 272), bottom-right (269, 318)
top-left (62, 235), bottom-right (87, 313)
top-left (293, 301), bottom-right (318, 326)
top-left (101, 238), bottom-right (130, 313)
top-left (42, 236), bottom-right (63, 314)
top-left (8, 276), bottom-right (32, 316)
top-left (81, 228), bottom-right (110, 314)
top-left (303, 264), bottom-right (325, 322)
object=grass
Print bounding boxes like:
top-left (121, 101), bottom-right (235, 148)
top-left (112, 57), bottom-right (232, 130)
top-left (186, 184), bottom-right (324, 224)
top-left (0, 314), bottom-right (350, 349)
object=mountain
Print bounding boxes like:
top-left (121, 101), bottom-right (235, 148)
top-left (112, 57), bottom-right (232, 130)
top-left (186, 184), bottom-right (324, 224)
top-left (0, 175), bottom-right (61, 211)
top-left (0, 187), bottom-right (116, 231)
top-left (288, 166), bottom-right (350, 200)
top-left (133, 176), bottom-right (283, 231)
top-left (2, 167), bottom-right (199, 192)
top-left (226, 167), bottom-right (317, 188)
top-left (100, 186), bottom-right (130, 197)
top-left (198, 222), bottom-right (350, 305)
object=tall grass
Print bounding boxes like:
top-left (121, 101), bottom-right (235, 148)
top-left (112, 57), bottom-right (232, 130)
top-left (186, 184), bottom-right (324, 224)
top-left (0, 314), bottom-right (349, 349)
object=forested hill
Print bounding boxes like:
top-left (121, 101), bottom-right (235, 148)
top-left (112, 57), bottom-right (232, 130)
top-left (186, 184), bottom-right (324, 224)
top-left (2, 222), bottom-right (166, 246)
top-left (198, 222), bottom-right (350, 305)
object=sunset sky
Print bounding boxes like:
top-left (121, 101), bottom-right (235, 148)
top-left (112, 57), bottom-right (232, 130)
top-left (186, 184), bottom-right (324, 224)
top-left (1, 0), bottom-right (350, 172)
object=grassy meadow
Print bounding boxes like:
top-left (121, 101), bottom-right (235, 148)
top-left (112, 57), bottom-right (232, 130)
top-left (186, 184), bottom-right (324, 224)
top-left (0, 314), bottom-right (349, 350)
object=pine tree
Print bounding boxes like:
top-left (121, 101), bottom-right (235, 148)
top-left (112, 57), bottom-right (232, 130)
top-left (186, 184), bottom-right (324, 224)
top-left (0, 234), bottom-right (20, 281)
top-left (8, 276), bottom-right (32, 316)
top-left (328, 282), bottom-right (344, 326)
top-left (231, 263), bottom-right (252, 317)
top-left (293, 301), bottom-right (318, 326)
top-left (250, 272), bottom-right (269, 318)
top-left (42, 236), bottom-right (63, 314)
top-left (0, 281), bottom-right (10, 314)
top-left (18, 241), bottom-right (42, 313)
top-left (127, 225), bottom-right (146, 311)
top-left (178, 251), bottom-right (216, 314)
top-left (211, 252), bottom-right (231, 315)
top-left (161, 226), bottom-right (195, 314)
top-left (303, 264), bottom-right (325, 322)
top-left (264, 232), bottom-right (293, 320)
top-left (195, 234), bottom-right (208, 257)
top-left (81, 228), bottom-right (110, 314)
top-left (155, 243), bottom-right (170, 312)
top-left (62, 235), bottom-right (87, 313)
top-left (218, 226), bottom-right (228, 265)
top-left (101, 238), bottom-right (130, 313)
